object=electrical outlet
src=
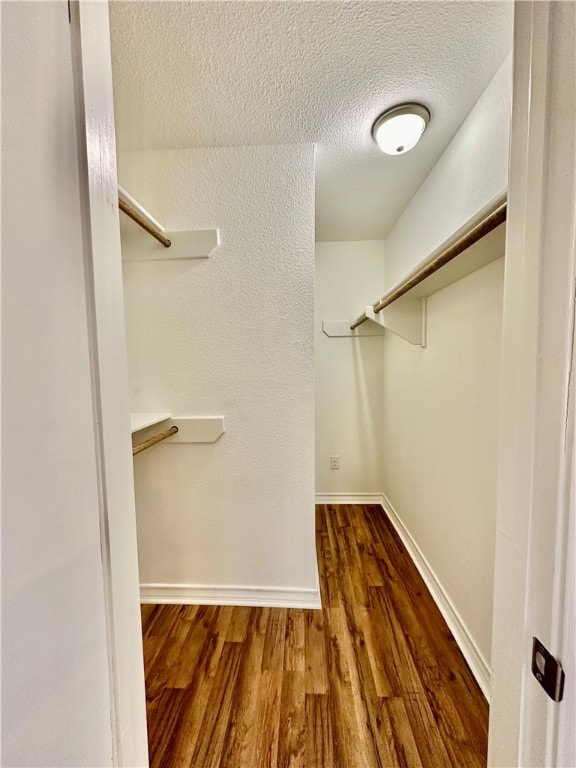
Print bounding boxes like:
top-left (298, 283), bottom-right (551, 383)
top-left (330, 455), bottom-right (340, 470)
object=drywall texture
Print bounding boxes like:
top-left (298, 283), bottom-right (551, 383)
top-left (376, 49), bottom-right (512, 673)
top-left (381, 258), bottom-right (504, 665)
top-left (384, 54), bottom-right (512, 288)
top-left (110, 1), bottom-right (513, 241)
top-left (1, 2), bottom-right (113, 765)
top-left (120, 145), bottom-right (318, 599)
top-left (315, 241), bottom-right (385, 494)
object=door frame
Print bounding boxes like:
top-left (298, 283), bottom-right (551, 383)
top-left (70, 2), bottom-right (149, 765)
top-left (489, 2), bottom-right (575, 766)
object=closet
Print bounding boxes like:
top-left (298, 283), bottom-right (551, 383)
top-left (111, 2), bottom-right (510, 762)
top-left (118, 187), bottom-right (224, 450)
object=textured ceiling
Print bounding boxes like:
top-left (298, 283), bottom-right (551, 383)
top-left (110, 1), bottom-right (513, 241)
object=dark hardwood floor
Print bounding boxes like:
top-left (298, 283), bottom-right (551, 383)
top-left (141, 504), bottom-right (488, 767)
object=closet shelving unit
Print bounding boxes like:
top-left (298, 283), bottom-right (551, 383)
top-left (118, 185), bottom-right (220, 262)
top-left (119, 187), bottom-right (225, 455)
top-left (130, 413), bottom-right (172, 433)
top-left (323, 192), bottom-right (507, 346)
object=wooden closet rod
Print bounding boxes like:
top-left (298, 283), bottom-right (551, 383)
top-left (350, 198), bottom-right (507, 330)
top-left (133, 425), bottom-right (178, 456)
top-left (119, 197), bottom-right (172, 248)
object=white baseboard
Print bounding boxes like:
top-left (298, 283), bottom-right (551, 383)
top-left (315, 492), bottom-right (385, 505)
top-left (380, 493), bottom-right (491, 701)
top-left (140, 582), bottom-right (322, 610)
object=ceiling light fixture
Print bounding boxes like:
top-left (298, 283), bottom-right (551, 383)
top-left (372, 103), bottom-right (430, 156)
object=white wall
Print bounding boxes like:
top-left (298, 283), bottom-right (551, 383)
top-left (377, 53), bottom-right (512, 682)
top-left (1, 2), bottom-right (113, 765)
top-left (315, 241), bottom-right (385, 495)
top-left (119, 145), bottom-right (318, 604)
top-left (385, 54), bottom-right (512, 288)
top-left (381, 258), bottom-right (504, 667)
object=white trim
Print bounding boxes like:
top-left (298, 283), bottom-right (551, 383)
top-left (380, 493), bottom-right (491, 701)
top-left (315, 493), bottom-right (385, 505)
top-left (489, 5), bottom-right (576, 766)
top-left (70, 3), bottom-right (148, 766)
top-left (140, 583), bottom-right (322, 610)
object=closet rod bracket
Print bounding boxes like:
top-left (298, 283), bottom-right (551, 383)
top-left (366, 300), bottom-right (426, 346)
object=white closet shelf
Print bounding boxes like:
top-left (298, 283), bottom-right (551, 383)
top-left (118, 185), bottom-right (220, 262)
top-left (324, 193), bottom-right (507, 346)
top-left (130, 414), bottom-right (225, 443)
top-left (166, 416), bottom-right (225, 444)
top-left (397, 220), bottom-right (505, 301)
top-left (131, 413), bottom-right (172, 434)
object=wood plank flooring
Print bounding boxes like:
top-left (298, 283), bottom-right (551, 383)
top-left (141, 504), bottom-right (488, 767)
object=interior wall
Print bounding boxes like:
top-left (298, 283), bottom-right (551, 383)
top-left (381, 258), bottom-right (504, 666)
top-left (315, 241), bottom-right (385, 495)
top-left (119, 145), bottom-right (318, 604)
top-left (384, 54), bottom-right (512, 289)
top-left (1, 2), bottom-right (114, 765)
top-left (379, 53), bottom-right (513, 678)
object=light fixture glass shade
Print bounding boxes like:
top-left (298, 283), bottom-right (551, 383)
top-left (372, 104), bottom-right (430, 155)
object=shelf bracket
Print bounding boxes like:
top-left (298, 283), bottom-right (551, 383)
top-left (119, 185), bottom-right (220, 261)
top-left (368, 297), bottom-right (426, 346)
top-left (322, 298), bottom-right (426, 347)
top-left (323, 298), bottom-right (426, 346)
top-left (322, 318), bottom-right (385, 337)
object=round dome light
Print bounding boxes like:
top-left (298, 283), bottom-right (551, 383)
top-left (372, 104), bottom-right (430, 155)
